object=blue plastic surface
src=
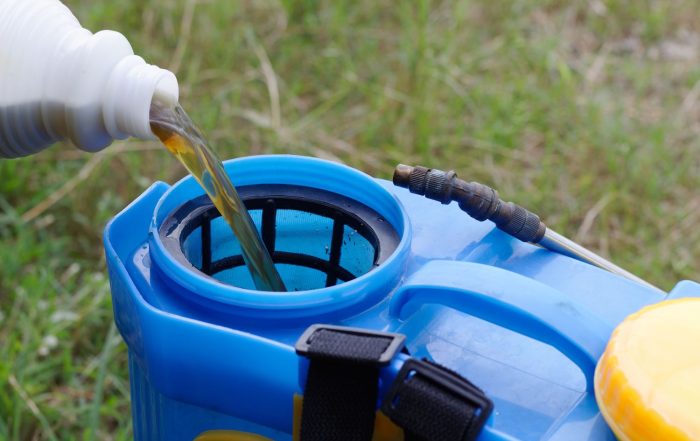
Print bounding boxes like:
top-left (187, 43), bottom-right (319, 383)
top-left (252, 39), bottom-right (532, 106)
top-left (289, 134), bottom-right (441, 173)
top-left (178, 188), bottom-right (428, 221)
top-left (104, 155), bottom-right (697, 441)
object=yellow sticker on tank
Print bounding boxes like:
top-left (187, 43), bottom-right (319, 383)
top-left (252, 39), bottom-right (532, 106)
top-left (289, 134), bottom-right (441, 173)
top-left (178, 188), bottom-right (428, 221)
top-left (195, 394), bottom-right (404, 441)
top-left (194, 430), bottom-right (273, 441)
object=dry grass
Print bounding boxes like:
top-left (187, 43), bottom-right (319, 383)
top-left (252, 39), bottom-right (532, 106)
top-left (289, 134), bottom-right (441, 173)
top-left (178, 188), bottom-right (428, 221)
top-left (1, 0), bottom-right (699, 438)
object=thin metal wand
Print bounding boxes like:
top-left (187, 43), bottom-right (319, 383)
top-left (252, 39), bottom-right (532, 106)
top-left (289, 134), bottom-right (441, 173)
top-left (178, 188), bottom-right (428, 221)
top-left (393, 164), bottom-right (662, 293)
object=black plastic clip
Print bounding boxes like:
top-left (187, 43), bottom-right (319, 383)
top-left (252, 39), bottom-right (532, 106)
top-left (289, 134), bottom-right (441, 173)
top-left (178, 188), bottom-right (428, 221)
top-left (295, 324), bottom-right (406, 365)
top-left (381, 358), bottom-right (493, 441)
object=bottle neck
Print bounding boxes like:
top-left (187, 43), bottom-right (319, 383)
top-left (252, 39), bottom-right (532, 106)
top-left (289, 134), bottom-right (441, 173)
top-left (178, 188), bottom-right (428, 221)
top-left (45, 30), bottom-right (179, 152)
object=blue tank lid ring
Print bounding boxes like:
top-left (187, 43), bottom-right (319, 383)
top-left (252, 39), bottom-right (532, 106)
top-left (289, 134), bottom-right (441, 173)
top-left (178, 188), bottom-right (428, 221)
top-left (147, 155), bottom-right (412, 320)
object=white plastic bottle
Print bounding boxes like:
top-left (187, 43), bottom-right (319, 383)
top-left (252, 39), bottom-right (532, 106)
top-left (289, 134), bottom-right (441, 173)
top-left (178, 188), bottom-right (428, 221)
top-left (0, 0), bottom-right (179, 158)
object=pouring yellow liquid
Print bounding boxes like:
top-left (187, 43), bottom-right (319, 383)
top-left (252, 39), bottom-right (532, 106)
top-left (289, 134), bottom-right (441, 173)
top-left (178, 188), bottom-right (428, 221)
top-left (150, 101), bottom-right (286, 292)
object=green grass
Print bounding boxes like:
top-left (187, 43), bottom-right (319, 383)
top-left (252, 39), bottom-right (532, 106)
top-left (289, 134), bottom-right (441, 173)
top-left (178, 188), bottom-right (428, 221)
top-left (1, 0), bottom-right (699, 438)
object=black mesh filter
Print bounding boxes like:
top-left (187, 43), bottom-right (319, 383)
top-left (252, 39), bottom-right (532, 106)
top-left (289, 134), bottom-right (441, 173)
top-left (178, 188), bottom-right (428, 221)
top-left (159, 184), bottom-right (401, 291)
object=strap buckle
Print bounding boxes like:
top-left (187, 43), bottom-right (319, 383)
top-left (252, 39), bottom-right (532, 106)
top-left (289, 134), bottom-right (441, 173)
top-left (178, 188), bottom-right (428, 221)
top-left (295, 324), bottom-right (406, 365)
top-left (295, 325), bottom-right (407, 441)
top-left (381, 359), bottom-right (493, 441)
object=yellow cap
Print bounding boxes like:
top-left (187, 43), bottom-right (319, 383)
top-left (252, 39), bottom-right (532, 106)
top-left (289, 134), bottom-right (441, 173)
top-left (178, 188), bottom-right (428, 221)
top-left (595, 298), bottom-right (700, 441)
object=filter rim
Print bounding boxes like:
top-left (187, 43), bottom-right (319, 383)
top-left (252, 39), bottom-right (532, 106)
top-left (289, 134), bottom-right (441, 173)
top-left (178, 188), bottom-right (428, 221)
top-left (159, 184), bottom-right (401, 290)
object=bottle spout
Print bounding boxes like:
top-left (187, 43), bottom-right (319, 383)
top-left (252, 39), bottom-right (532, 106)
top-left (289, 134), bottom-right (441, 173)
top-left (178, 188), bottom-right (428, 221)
top-left (102, 55), bottom-right (179, 143)
top-left (153, 74), bottom-right (179, 109)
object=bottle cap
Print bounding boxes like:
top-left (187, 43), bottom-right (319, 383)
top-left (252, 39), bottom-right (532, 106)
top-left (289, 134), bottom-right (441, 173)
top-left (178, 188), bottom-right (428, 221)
top-left (595, 298), bottom-right (700, 441)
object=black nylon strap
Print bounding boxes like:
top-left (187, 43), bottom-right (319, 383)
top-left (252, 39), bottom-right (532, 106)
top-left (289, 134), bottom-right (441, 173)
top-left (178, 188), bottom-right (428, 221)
top-left (300, 360), bottom-right (379, 441)
top-left (296, 325), bottom-right (405, 441)
top-left (392, 373), bottom-right (476, 440)
top-left (382, 359), bottom-right (493, 441)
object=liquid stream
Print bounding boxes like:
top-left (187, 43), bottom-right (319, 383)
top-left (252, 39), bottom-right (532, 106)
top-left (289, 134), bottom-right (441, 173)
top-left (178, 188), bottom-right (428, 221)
top-left (150, 101), bottom-right (286, 292)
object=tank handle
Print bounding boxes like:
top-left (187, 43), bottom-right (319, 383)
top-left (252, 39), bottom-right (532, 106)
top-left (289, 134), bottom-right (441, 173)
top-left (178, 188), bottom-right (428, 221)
top-left (389, 260), bottom-right (612, 390)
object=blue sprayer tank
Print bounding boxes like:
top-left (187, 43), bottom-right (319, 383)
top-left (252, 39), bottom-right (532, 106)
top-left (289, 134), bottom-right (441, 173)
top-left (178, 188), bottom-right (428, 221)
top-left (104, 155), bottom-right (700, 441)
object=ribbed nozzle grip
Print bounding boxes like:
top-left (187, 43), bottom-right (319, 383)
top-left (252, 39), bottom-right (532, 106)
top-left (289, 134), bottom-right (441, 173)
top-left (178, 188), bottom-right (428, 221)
top-left (408, 166), bottom-right (429, 195)
top-left (393, 164), bottom-right (547, 243)
top-left (492, 202), bottom-right (545, 243)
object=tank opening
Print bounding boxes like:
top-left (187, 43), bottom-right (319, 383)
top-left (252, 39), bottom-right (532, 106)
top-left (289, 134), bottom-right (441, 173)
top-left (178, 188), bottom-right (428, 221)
top-left (159, 184), bottom-right (401, 291)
